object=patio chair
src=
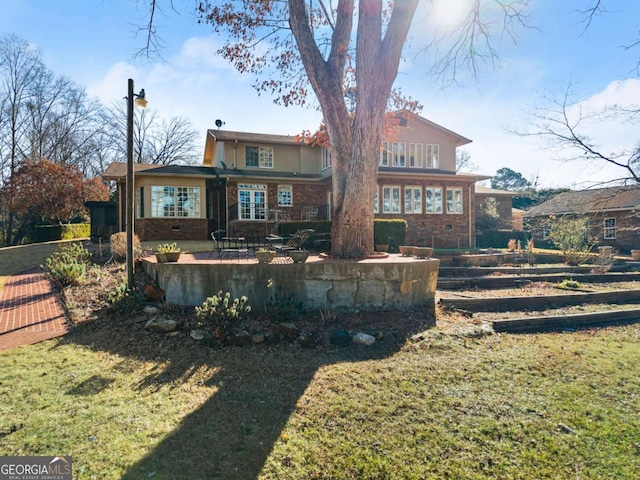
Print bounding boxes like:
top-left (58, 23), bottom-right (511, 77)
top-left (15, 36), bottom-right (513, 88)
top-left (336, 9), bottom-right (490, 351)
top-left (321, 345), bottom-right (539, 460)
top-left (269, 229), bottom-right (314, 255)
top-left (209, 231), bottom-right (248, 260)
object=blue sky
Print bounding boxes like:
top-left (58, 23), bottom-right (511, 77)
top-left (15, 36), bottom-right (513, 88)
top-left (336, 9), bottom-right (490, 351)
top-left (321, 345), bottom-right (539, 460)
top-left (2, 0), bottom-right (639, 188)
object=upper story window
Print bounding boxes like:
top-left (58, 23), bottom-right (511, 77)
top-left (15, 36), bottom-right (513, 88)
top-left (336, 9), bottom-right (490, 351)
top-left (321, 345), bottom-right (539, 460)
top-left (150, 186), bottom-right (201, 218)
top-left (392, 142), bottom-right (406, 167)
top-left (446, 187), bottom-right (463, 214)
top-left (425, 187), bottom-right (443, 214)
top-left (380, 141), bottom-right (390, 166)
top-left (409, 144), bottom-right (423, 168)
top-left (278, 185), bottom-right (293, 206)
top-left (425, 144), bottom-right (439, 168)
top-left (382, 186), bottom-right (401, 213)
top-left (322, 148), bottom-right (332, 170)
top-left (604, 217), bottom-right (616, 239)
top-left (245, 146), bottom-right (273, 168)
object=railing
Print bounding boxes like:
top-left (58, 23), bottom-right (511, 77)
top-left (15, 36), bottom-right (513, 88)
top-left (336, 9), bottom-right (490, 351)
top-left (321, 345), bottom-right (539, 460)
top-left (228, 203), bottom-right (329, 222)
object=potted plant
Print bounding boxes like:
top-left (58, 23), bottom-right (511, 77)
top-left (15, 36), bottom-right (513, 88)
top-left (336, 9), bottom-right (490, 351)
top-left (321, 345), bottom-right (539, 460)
top-left (255, 247), bottom-right (276, 264)
top-left (157, 242), bottom-right (181, 262)
top-left (289, 249), bottom-right (309, 263)
top-left (399, 245), bottom-right (414, 256)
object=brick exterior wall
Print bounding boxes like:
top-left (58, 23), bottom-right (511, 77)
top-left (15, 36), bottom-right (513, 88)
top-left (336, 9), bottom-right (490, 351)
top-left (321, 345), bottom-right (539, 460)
top-left (527, 211), bottom-right (640, 253)
top-left (475, 193), bottom-right (513, 230)
top-left (135, 218), bottom-right (209, 241)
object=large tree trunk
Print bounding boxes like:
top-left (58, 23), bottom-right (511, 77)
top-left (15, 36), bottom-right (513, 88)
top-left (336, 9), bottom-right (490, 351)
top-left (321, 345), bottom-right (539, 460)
top-left (289, 0), bottom-right (418, 258)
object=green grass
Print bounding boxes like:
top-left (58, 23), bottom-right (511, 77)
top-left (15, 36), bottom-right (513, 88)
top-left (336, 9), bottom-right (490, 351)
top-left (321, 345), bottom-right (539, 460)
top-left (1, 323), bottom-right (639, 479)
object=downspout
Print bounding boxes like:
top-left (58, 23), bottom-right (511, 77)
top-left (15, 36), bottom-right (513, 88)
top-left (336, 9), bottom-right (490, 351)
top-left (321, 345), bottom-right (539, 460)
top-left (468, 184), bottom-right (473, 248)
top-left (225, 176), bottom-right (230, 235)
top-left (234, 140), bottom-right (237, 167)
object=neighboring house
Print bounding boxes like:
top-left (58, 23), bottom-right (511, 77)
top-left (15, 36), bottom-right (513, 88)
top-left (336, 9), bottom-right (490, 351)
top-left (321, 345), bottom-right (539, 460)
top-left (474, 186), bottom-right (515, 231)
top-left (103, 110), bottom-right (490, 247)
top-left (523, 186), bottom-right (640, 252)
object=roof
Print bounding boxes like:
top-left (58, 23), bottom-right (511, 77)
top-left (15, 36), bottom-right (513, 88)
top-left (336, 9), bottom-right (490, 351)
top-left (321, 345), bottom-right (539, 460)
top-left (392, 109), bottom-right (473, 147)
top-left (475, 186), bottom-right (517, 196)
top-left (524, 186), bottom-right (640, 217)
top-left (102, 162), bottom-right (220, 181)
top-left (207, 130), bottom-right (301, 146)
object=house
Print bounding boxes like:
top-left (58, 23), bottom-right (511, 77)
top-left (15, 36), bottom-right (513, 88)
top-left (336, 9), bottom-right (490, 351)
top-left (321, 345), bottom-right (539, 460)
top-left (103, 110), bottom-right (490, 248)
top-left (523, 185), bottom-right (640, 252)
top-left (474, 186), bottom-right (516, 231)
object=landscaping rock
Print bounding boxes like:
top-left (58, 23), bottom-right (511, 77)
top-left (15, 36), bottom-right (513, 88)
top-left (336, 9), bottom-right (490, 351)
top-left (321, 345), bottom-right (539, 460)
top-left (143, 304), bottom-right (161, 315)
top-left (144, 285), bottom-right (165, 302)
top-left (329, 330), bottom-right (351, 347)
top-left (279, 323), bottom-right (300, 340)
top-left (227, 330), bottom-right (252, 346)
top-left (252, 333), bottom-right (266, 344)
top-left (353, 332), bottom-right (376, 346)
top-left (190, 329), bottom-right (205, 341)
top-left (145, 316), bottom-right (178, 333)
top-left (298, 332), bottom-right (321, 349)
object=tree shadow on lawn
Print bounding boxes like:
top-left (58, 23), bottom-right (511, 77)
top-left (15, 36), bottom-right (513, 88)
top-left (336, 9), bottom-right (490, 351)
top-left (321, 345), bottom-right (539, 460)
top-left (59, 308), bottom-right (433, 479)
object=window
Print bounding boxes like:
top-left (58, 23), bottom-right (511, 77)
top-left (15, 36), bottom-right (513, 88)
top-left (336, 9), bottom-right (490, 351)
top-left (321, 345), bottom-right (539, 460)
top-left (278, 185), bottom-right (292, 206)
top-left (238, 184), bottom-right (266, 220)
top-left (322, 148), bottom-right (332, 170)
top-left (245, 146), bottom-right (273, 168)
top-left (382, 186), bottom-right (401, 213)
top-left (604, 217), bottom-right (616, 239)
top-left (135, 187), bottom-right (143, 218)
top-left (425, 144), bottom-right (439, 168)
top-left (392, 142), bottom-right (406, 167)
top-left (409, 143), bottom-right (423, 168)
top-left (373, 186), bottom-right (379, 214)
top-left (542, 222), bottom-right (550, 240)
top-left (380, 141), bottom-right (390, 166)
top-left (405, 187), bottom-right (422, 214)
top-left (150, 186), bottom-right (200, 218)
top-left (425, 187), bottom-right (443, 214)
top-left (446, 187), bottom-right (463, 214)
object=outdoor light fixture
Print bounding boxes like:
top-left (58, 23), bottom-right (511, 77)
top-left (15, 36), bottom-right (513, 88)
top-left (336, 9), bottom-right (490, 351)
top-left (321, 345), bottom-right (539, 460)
top-left (126, 79), bottom-right (148, 290)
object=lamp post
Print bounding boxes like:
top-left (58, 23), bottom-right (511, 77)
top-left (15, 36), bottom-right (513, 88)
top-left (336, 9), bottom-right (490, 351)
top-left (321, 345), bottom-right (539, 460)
top-left (126, 78), bottom-right (147, 290)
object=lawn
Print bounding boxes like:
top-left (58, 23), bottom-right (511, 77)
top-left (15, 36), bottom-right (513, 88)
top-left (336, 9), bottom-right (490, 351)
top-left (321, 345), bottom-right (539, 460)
top-left (1, 320), bottom-right (638, 479)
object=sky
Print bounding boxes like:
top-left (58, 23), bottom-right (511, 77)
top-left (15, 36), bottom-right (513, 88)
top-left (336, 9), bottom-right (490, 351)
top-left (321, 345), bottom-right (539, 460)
top-left (1, 0), bottom-right (639, 189)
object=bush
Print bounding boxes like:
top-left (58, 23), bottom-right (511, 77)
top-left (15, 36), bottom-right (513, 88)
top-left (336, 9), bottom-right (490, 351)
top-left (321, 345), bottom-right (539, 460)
top-left (195, 291), bottom-right (251, 340)
top-left (374, 219), bottom-right (407, 253)
top-left (107, 283), bottom-right (145, 313)
top-left (43, 242), bottom-right (91, 287)
top-left (265, 279), bottom-right (305, 322)
top-left (109, 232), bottom-right (140, 261)
top-left (548, 216), bottom-right (594, 265)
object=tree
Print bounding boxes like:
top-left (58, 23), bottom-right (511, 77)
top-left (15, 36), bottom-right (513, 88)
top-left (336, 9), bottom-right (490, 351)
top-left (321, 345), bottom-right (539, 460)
top-left (141, 1), bottom-right (529, 257)
top-left (0, 159), bottom-right (109, 244)
top-left (522, 2), bottom-right (640, 185)
top-left (491, 167), bottom-right (531, 191)
top-left (455, 149), bottom-right (477, 173)
top-left (547, 215), bottom-right (594, 265)
top-left (476, 197), bottom-right (501, 232)
top-left (102, 102), bottom-right (199, 165)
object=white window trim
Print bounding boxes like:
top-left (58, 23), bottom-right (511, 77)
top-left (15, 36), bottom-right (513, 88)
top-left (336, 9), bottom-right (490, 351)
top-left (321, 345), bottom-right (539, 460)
top-left (278, 185), bottom-right (293, 207)
top-left (373, 186), bottom-right (379, 214)
top-left (379, 141), bottom-right (390, 167)
top-left (238, 184), bottom-right (266, 221)
top-left (382, 185), bottom-right (402, 213)
top-left (404, 186), bottom-right (422, 214)
top-left (245, 146), bottom-right (274, 169)
top-left (425, 187), bottom-right (443, 214)
top-left (409, 143), bottom-right (423, 168)
top-left (150, 185), bottom-right (201, 218)
top-left (446, 187), bottom-right (463, 215)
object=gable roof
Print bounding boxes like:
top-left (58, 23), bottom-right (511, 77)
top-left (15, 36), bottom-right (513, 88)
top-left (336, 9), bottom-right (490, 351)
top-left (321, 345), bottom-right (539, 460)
top-left (524, 186), bottom-right (640, 217)
top-left (392, 109), bottom-right (472, 147)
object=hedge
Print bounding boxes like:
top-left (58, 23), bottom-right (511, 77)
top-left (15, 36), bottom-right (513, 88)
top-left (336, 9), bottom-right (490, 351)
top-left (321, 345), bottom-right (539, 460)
top-left (278, 219), bottom-right (407, 253)
top-left (34, 224), bottom-right (90, 243)
top-left (476, 230), bottom-right (530, 249)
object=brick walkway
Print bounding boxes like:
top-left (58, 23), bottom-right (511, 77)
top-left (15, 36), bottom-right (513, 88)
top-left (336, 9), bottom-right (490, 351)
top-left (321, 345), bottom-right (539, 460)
top-left (0, 268), bottom-right (68, 352)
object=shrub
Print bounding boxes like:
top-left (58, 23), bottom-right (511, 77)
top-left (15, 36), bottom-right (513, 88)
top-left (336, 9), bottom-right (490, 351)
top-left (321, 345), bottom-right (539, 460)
top-left (107, 283), bottom-right (145, 313)
top-left (547, 215), bottom-right (594, 265)
top-left (109, 232), bottom-right (140, 261)
top-left (43, 242), bottom-right (91, 287)
top-left (557, 278), bottom-right (583, 289)
top-left (195, 291), bottom-right (251, 340)
top-left (264, 279), bottom-right (305, 322)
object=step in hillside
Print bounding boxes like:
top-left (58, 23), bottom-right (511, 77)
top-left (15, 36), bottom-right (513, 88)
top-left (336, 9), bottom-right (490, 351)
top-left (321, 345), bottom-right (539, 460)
top-left (437, 271), bottom-right (640, 290)
top-left (439, 289), bottom-right (640, 312)
top-left (492, 308), bottom-right (640, 333)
